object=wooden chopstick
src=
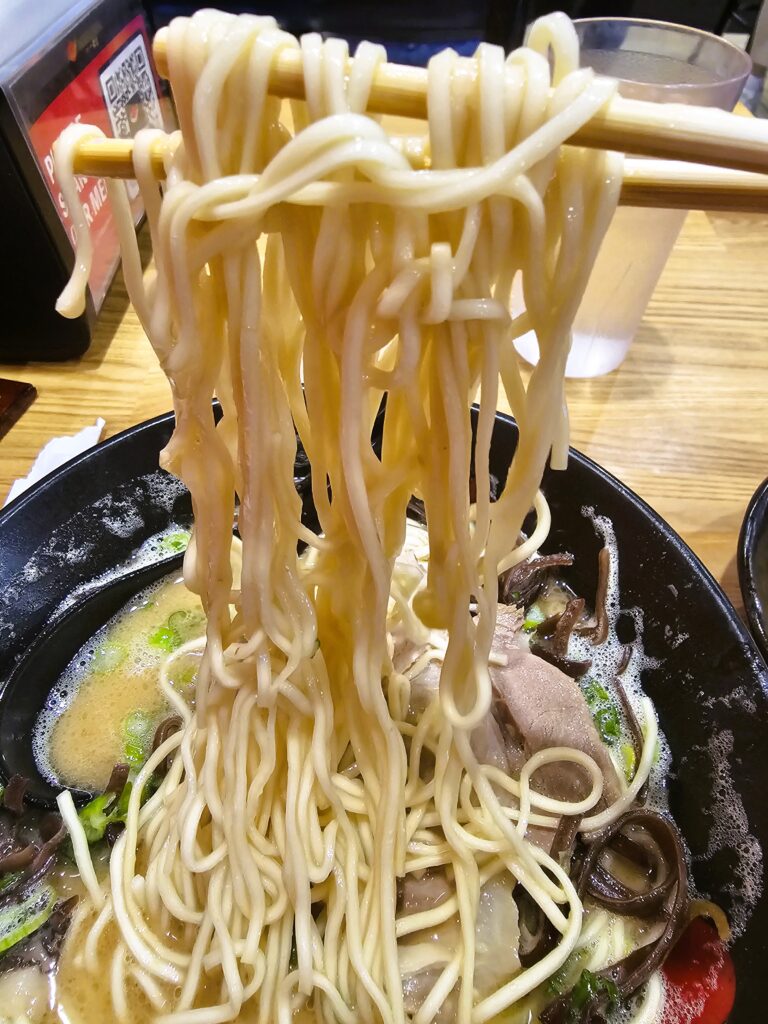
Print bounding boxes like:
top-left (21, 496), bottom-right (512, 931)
top-left (622, 159), bottom-right (768, 213)
top-left (64, 26), bottom-right (768, 213)
top-left (73, 137), bottom-right (170, 180)
top-left (69, 135), bottom-right (768, 213)
top-left (147, 29), bottom-right (768, 176)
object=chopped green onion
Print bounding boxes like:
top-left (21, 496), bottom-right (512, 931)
top-left (90, 641), bottom-right (127, 674)
top-left (620, 742), bottom-right (637, 782)
top-left (148, 623), bottom-right (181, 652)
top-left (149, 608), bottom-right (205, 653)
top-left (77, 780), bottom-right (135, 845)
top-left (122, 709), bottom-right (152, 738)
top-left (160, 530), bottom-right (191, 554)
top-left (0, 884), bottom-right (56, 954)
top-left (75, 762), bottom-right (165, 849)
top-left (77, 792), bottom-right (117, 844)
top-left (580, 678), bottom-right (622, 746)
top-left (594, 705), bottom-right (621, 743)
top-left (170, 661), bottom-right (198, 691)
top-left (582, 679), bottom-right (610, 705)
top-left (121, 709), bottom-right (154, 766)
top-left (564, 969), bottom-right (620, 1022)
top-left (523, 603), bottom-right (546, 632)
top-left (546, 946), bottom-right (590, 995)
top-left (116, 780), bottom-right (133, 818)
top-left (168, 608), bottom-right (205, 644)
top-left (141, 774), bottom-right (161, 803)
top-left (123, 740), bottom-right (144, 765)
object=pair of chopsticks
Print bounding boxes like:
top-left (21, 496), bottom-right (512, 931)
top-left (70, 29), bottom-right (768, 214)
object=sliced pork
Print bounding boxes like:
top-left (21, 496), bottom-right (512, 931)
top-left (490, 646), bottom-right (622, 808)
top-left (399, 594), bottom-right (621, 849)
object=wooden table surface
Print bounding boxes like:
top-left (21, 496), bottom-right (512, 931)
top-left (1, 211), bottom-right (766, 616)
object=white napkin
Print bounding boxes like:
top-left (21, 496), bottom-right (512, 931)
top-left (4, 418), bottom-right (106, 506)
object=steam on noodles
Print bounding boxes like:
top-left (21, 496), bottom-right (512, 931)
top-left (43, 9), bottom-right (679, 1024)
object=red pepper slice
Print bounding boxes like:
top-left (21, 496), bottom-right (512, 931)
top-left (661, 917), bottom-right (735, 1024)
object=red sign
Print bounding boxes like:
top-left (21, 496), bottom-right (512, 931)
top-left (28, 14), bottom-right (164, 309)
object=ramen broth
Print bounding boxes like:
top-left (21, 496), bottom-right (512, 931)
top-left (2, 517), bottom-right (697, 1024)
top-left (34, 574), bottom-right (205, 793)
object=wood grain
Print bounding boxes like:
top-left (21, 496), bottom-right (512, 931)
top-left (0, 212), bottom-right (766, 617)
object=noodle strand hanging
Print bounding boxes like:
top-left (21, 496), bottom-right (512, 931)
top-left (47, 11), bottom-right (668, 1024)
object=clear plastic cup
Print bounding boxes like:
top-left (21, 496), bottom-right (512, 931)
top-left (513, 19), bottom-right (752, 378)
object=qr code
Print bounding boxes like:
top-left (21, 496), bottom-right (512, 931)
top-left (99, 34), bottom-right (162, 140)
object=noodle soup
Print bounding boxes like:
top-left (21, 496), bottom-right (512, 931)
top-left (2, 514), bottom-right (693, 1024)
top-left (0, 8), bottom-right (750, 1024)
top-left (34, 573), bottom-right (204, 793)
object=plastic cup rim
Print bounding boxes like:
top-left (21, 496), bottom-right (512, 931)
top-left (572, 16), bottom-right (753, 93)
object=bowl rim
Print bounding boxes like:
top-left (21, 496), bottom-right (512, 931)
top-left (738, 474), bottom-right (768, 665)
top-left (0, 409), bottom-right (177, 527)
top-left (1, 405), bottom-right (763, 675)
top-left (0, 406), bottom-right (766, 1016)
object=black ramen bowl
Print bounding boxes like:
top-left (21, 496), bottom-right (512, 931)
top-left (0, 408), bottom-right (765, 1019)
top-left (738, 475), bottom-right (768, 665)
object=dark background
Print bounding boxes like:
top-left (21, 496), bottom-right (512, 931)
top-left (143, 1), bottom-right (758, 63)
